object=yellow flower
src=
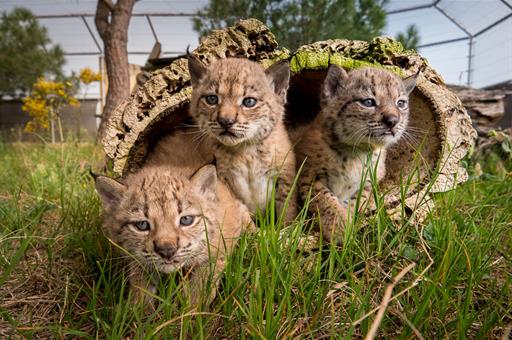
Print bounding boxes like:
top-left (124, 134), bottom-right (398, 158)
top-left (22, 77), bottom-right (79, 133)
top-left (79, 67), bottom-right (101, 84)
top-left (68, 97), bottom-right (80, 107)
top-left (24, 121), bottom-right (35, 133)
top-left (22, 95), bottom-right (49, 117)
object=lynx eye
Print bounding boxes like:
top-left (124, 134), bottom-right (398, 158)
top-left (134, 220), bottom-right (150, 231)
top-left (179, 215), bottom-right (195, 226)
top-left (360, 98), bottom-right (376, 107)
top-left (397, 99), bottom-right (407, 109)
top-left (205, 95), bottom-right (218, 105)
top-left (242, 97), bottom-right (257, 108)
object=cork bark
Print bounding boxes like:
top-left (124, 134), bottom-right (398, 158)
top-left (102, 19), bottom-right (476, 222)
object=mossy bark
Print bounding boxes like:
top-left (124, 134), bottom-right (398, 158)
top-left (102, 19), bottom-right (476, 222)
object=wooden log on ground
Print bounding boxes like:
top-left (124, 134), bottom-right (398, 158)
top-left (102, 19), bottom-right (476, 222)
top-left (448, 85), bottom-right (506, 135)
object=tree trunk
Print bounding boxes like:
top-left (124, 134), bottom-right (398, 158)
top-left (95, 0), bottom-right (136, 143)
top-left (101, 19), bottom-right (476, 223)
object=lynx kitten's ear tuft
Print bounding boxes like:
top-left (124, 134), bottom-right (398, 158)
top-left (265, 61), bottom-right (290, 101)
top-left (95, 176), bottom-right (126, 210)
top-left (190, 164), bottom-right (217, 199)
top-left (403, 70), bottom-right (420, 95)
top-left (322, 64), bottom-right (348, 103)
top-left (187, 53), bottom-right (207, 87)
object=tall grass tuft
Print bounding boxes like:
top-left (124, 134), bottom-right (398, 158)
top-left (0, 142), bottom-right (510, 338)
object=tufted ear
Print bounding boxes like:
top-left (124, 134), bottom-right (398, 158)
top-left (95, 176), bottom-right (126, 210)
top-left (187, 53), bottom-right (207, 87)
top-left (190, 164), bottom-right (217, 199)
top-left (321, 64), bottom-right (348, 104)
top-left (265, 61), bottom-right (290, 101)
top-left (403, 70), bottom-right (420, 95)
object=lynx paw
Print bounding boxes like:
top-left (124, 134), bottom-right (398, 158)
top-left (320, 209), bottom-right (347, 244)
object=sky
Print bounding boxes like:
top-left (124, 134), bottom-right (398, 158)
top-left (1, 0), bottom-right (511, 98)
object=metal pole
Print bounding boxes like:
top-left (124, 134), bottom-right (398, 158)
top-left (63, 51), bottom-right (183, 56)
top-left (385, 0), bottom-right (440, 15)
top-left (474, 13), bottom-right (512, 38)
top-left (36, 12), bottom-right (196, 19)
top-left (500, 0), bottom-right (512, 10)
top-left (417, 36), bottom-right (469, 49)
top-left (81, 16), bottom-right (102, 53)
top-left (434, 3), bottom-right (472, 37)
top-left (432, 3), bottom-right (476, 86)
top-left (146, 16), bottom-right (159, 43)
top-left (99, 55), bottom-right (105, 117)
top-left (385, 3), bottom-right (434, 15)
top-left (467, 37), bottom-right (473, 86)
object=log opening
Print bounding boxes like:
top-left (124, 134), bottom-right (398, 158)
top-left (286, 69), bottom-right (441, 193)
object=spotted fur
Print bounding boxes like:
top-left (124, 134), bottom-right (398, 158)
top-left (187, 57), bottom-right (298, 223)
top-left (295, 66), bottom-right (418, 242)
top-left (95, 135), bottom-right (252, 307)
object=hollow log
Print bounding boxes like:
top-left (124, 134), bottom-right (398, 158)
top-left (102, 19), bottom-right (476, 221)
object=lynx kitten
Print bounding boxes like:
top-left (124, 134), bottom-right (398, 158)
top-left (187, 56), bottom-right (297, 223)
top-left (95, 134), bottom-right (252, 307)
top-left (296, 65), bottom-right (418, 242)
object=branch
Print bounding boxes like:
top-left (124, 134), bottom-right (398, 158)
top-left (100, 0), bottom-right (115, 11)
top-left (109, 0), bottom-right (137, 33)
top-left (95, 0), bottom-right (112, 39)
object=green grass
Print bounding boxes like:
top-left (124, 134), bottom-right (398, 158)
top-left (0, 142), bottom-right (510, 338)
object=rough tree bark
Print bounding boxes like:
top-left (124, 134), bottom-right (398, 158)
top-left (102, 19), bottom-right (476, 224)
top-left (95, 0), bottom-right (136, 142)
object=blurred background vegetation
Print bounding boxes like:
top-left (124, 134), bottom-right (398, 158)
top-left (0, 1), bottom-right (421, 144)
top-left (193, 0), bottom-right (420, 51)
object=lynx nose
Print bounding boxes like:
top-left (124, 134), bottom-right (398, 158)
top-left (382, 114), bottom-right (399, 128)
top-left (218, 117), bottom-right (235, 129)
top-left (154, 242), bottom-right (176, 260)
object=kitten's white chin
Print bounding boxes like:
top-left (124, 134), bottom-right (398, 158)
top-left (215, 130), bottom-right (256, 146)
top-left (157, 262), bottom-right (182, 273)
top-left (216, 134), bottom-right (244, 146)
top-left (373, 132), bottom-right (402, 147)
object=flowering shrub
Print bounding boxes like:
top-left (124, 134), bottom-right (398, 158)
top-left (22, 68), bottom-right (101, 142)
top-left (22, 95), bottom-right (50, 131)
top-left (79, 67), bottom-right (102, 85)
